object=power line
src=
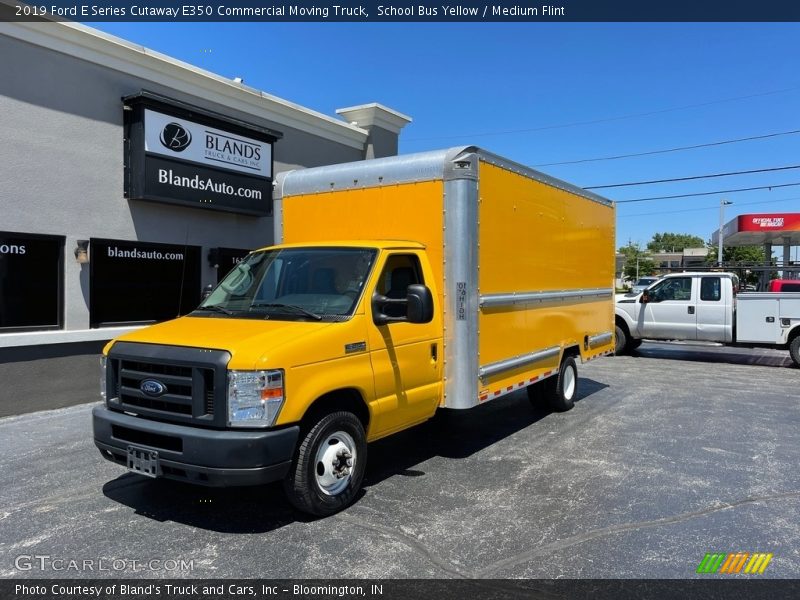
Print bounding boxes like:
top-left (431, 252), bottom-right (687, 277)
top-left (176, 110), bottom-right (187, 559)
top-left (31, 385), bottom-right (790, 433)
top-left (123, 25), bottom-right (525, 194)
top-left (585, 164), bottom-right (800, 190)
top-left (615, 182), bottom-right (800, 203)
top-left (532, 128), bottom-right (800, 167)
top-left (405, 84), bottom-right (800, 141)
top-left (618, 196), bottom-right (800, 218)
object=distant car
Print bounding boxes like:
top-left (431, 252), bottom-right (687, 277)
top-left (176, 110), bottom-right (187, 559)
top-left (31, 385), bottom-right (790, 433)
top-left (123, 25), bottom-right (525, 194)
top-left (768, 279), bottom-right (800, 292)
top-left (629, 276), bottom-right (661, 295)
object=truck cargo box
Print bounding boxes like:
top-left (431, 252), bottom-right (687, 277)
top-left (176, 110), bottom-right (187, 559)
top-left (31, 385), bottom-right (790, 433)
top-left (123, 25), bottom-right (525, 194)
top-left (275, 147), bottom-right (616, 408)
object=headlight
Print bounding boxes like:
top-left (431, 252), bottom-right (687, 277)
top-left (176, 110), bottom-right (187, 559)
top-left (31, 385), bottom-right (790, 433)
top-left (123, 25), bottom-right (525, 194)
top-left (228, 370), bottom-right (285, 427)
top-left (100, 356), bottom-right (107, 400)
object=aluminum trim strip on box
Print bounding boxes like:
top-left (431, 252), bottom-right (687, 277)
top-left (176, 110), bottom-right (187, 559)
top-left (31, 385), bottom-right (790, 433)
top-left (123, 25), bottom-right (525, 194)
top-left (480, 288), bottom-right (613, 308)
top-left (478, 346), bottom-right (561, 380)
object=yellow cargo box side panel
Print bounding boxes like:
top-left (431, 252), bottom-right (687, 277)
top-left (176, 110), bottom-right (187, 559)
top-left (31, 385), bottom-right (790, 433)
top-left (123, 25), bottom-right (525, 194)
top-left (282, 181), bottom-right (445, 287)
top-left (477, 161), bottom-right (615, 379)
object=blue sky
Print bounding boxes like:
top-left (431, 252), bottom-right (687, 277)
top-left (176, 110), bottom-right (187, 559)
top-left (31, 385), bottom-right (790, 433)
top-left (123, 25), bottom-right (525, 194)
top-left (92, 22), bottom-right (800, 254)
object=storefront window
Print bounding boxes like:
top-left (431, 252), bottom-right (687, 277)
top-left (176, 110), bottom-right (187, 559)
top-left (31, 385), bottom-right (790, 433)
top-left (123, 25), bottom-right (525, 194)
top-left (89, 238), bottom-right (201, 327)
top-left (0, 232), bottom-right (64, 331)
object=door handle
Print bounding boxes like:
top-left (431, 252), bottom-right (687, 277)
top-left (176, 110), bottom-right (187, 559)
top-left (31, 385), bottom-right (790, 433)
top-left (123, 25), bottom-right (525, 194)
top-left (687, 306), bottom-right (695, 314)
top-left (431, 343), bottom-right (438, 362)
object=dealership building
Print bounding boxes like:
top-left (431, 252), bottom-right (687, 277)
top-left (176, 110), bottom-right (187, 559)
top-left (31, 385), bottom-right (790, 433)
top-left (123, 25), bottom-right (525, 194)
top-left (0, 14), bottom-right (411, 357)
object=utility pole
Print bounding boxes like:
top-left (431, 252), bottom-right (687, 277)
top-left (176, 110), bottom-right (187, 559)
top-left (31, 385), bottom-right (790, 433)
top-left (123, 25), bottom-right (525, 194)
top-left (718, 199), bottom-right (732, 267)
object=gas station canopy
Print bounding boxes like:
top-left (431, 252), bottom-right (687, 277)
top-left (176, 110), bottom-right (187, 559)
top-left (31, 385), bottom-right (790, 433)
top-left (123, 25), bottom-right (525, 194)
top-left (711, 213), bottom-right (800, 246)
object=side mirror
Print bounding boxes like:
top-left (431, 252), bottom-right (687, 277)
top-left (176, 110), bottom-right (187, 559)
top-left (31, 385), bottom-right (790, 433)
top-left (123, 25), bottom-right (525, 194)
top-left (640, 291), bottom-right (650, 303)
top-left (372, 284), bottom-right (434, 325)
top-left (406, 284), bottom-right (434, 324)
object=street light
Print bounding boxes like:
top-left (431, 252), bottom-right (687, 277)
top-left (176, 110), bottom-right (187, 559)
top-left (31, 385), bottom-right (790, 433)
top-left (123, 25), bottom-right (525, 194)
top-left (718, 199), bottom-right (733, 267)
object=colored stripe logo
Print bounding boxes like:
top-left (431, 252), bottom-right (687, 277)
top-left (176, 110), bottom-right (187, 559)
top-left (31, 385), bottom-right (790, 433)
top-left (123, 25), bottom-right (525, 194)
top-left (696, 552), bottom-right (773, 574)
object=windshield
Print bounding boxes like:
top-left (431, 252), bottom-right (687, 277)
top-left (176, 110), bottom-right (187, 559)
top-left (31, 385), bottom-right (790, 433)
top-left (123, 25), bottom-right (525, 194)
top-left (195, 247), bottom-right (377, 321)
top-left (636, 278), bottom-right (657, 286)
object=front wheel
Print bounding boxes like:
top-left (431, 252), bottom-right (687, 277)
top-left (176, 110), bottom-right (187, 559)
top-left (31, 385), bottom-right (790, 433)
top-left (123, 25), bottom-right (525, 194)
top-left (790, 335), bottom-right (800, 367)
top-left (283, 411), bottom-right (367, 517)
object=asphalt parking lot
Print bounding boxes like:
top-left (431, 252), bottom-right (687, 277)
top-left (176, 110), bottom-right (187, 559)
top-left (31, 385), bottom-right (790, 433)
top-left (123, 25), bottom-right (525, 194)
top-left (1, 343), bottom-right (798, 579)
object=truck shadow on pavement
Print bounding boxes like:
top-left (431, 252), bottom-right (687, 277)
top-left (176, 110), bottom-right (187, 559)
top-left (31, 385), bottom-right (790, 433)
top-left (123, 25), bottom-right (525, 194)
top-left (633, 342), bottom-right (794, 368)
top-left (101, 377), bottom-right (608, 533)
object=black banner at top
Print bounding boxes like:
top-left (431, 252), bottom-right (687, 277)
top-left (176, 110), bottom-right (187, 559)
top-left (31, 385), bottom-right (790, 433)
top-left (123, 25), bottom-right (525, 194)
top-left (3, 0), bottom-right (800, 22)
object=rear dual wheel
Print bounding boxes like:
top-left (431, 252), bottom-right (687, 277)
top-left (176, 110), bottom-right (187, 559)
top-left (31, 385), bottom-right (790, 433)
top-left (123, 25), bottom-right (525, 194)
top-left (526, 355), bottom-right (578, 412)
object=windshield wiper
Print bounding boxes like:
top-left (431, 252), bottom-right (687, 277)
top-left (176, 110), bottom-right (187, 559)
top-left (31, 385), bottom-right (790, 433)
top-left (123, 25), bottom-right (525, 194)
top-left (249, 302), bottom-right (323, 320)
top-left (194, 304), bottom-right (235, 316)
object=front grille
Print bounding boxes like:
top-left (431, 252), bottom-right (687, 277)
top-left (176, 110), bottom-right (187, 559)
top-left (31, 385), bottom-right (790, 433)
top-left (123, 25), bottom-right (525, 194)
top-left (117, 359), bottom-right (211, 418)
top-left (120, 395), bottom-right (192, 415)
top-left (107, 342), bottom-right (230, 428)
top-left (120, 360), bottom-right (192, 378)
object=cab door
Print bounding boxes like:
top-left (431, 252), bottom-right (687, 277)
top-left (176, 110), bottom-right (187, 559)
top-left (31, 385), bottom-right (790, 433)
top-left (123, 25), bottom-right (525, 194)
top-left (696, 276), bottom-right (728, 341)
top-left (366, 252), bottom-right (442, 437)
top-left (639, 276), bottom-right (698, 340)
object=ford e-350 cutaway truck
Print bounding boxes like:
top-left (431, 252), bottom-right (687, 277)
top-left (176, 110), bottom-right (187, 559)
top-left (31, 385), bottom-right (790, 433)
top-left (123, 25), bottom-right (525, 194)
top-left (93, 147), bottom-right (616, 516)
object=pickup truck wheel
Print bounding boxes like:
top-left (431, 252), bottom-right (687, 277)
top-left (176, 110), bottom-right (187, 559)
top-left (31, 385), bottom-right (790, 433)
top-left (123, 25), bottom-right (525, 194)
top-left (549, 356), bottom-right (578, 412)
top-left (614, 324), bottom-right (628, 355)
top-left (283, 411), bottom-right (367, 517)
top-left (790, 336), bottom-right (800, 367)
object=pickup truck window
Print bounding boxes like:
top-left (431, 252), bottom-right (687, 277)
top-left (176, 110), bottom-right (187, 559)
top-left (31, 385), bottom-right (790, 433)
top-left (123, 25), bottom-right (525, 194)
top-left (649, 277), bottom-right (692, 302)
top-left (700, 277), bottom-right (721, 301)
top-left (196, 247), bottom-right (377, 320)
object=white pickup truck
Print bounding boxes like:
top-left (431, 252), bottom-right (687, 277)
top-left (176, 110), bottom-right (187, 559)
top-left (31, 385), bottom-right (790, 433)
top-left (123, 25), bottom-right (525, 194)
top-left (615, 272), bottom-right (800, 366)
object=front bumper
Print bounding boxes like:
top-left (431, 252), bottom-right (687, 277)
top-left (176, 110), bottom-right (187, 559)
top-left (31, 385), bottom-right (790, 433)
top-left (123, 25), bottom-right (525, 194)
top-left (93, 406), bottom-right (299, 487)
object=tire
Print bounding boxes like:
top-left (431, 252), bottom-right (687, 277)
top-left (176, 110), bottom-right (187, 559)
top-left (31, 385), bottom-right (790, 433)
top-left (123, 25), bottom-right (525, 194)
top-left (629, 339), bottom-right (642, 350)
top-left (549, 355), bottom-right (578, 412)
top-left (790, 335), bottom-right (800, 367)
top-left (283, 411), bottom-right (367, 517)
top-left (614, 324), bottom-right (628, 355)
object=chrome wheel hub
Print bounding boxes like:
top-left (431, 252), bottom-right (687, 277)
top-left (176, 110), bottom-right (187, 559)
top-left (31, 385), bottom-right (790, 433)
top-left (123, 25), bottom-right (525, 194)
top-left (314, 431), bottom-right (357, 496)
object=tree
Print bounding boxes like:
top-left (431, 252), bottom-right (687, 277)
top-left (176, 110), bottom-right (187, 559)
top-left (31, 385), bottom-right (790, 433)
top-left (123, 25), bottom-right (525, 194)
top-left (705, 245), bottom-right (767, 265)
top-left (618, 242), bottom-right (656, 282)
top-left (647, 232), bottom-right (705, 252)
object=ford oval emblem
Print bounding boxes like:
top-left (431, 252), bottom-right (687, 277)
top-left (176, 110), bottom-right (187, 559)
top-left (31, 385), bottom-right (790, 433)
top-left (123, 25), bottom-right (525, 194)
top-left (140, 379), bottom-right (167, 397)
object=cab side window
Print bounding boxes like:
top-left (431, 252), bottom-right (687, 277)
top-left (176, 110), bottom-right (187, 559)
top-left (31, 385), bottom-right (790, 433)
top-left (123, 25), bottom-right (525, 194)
top-left (377, 254), bottom-right (423, 317)
top-left (651, 277), bottom-right (692, 302)
top-left (700, 277), bottom-right (721, 301)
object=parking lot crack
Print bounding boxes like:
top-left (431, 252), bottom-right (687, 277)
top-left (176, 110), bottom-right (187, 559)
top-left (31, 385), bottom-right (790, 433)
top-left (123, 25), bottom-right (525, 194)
top-left (335, 512), bottom-right (468, 578)
top-left (477, 489), bottom-right (800, 577)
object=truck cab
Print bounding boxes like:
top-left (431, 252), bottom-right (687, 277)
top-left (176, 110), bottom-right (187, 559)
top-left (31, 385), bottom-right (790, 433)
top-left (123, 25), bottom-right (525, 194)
top-left (94, 241), bottom-right (441, 516)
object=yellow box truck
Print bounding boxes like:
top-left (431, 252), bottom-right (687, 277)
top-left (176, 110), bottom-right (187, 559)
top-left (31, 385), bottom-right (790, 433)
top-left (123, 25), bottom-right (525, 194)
top-left (93, 146), bottom-right (615, 516)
